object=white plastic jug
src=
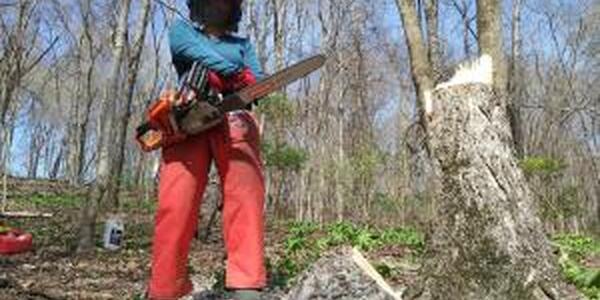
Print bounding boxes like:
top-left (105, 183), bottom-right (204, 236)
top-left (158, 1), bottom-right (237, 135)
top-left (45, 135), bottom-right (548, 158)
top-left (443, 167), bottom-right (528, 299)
top-left (103, 216), bottom-right (124, 250)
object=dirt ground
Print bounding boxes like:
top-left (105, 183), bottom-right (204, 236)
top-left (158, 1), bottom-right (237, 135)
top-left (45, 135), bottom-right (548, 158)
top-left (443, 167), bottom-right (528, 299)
top-left (0, 190), bottom-right (413, 300)
top-left (1, 180), bottom-right (588, 299)
top-left (0, 200), bottom-right (280, 299)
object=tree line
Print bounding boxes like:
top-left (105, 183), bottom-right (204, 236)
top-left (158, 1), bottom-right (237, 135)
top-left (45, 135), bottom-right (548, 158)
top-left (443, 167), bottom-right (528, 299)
top-left (0, 0), bottom-right (597, 253)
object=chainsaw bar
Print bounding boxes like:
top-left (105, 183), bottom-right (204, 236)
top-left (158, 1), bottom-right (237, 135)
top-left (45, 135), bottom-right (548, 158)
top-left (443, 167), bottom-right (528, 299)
top-left (217, 54), bottom-right (326, 112)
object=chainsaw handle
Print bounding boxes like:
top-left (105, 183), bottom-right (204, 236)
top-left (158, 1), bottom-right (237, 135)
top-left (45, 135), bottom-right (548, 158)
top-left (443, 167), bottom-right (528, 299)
top-left (135, 122), bottom-right (163, 152)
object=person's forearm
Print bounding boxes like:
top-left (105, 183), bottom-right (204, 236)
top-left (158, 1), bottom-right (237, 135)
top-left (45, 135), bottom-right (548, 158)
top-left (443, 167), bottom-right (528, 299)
top-left (169, 21), bottom-right (241, 75)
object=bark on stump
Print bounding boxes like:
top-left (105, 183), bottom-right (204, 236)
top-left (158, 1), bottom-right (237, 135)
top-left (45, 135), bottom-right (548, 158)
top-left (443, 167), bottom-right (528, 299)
top-left (284, 247), bottom-right (401, 300)
top-left (413, 58), bottom-right (582, 299)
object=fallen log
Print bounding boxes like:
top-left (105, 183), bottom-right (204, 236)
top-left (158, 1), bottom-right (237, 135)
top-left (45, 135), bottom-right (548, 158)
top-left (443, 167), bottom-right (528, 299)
top-left (284, 247), bottom-right (401, 300)
top-left (0, 211), bottom-right (53, 218)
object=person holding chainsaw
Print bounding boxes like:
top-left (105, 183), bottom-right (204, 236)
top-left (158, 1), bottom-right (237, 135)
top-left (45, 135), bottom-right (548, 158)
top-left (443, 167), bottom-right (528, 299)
top-left (147, 1), bottom-right (266, 299)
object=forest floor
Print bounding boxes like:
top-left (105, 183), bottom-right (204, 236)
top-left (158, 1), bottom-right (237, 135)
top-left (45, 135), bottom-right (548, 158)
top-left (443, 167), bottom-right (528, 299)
top-left (0, 179), bottom-right (597, 299)
top-left (0, 184), bottom-right (421, 300)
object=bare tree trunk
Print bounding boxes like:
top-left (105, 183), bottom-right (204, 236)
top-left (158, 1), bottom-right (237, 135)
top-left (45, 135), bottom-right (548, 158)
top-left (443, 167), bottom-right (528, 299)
top-left (424, 0), bottom-right (440, 81)
top-left (271, 0), bottom-right (287, 71)
top-left (27, 124), bottom-right (43, 179)
top-left (408, 57), bottom-right (581, 300)
top-left (66, 71), bottom-right (83, 183)
top-left (108, 0), bottom-right (152, 208)
top-left (1, 125), bottom-right (9, 213)
top-left (66, 1), bottom-right (96, 185)
top-left (0, 1), bottom-right (29, 157)
top-left (76, 0), bottom-right (131, 254)
top-left (336, 99), bottom-right (344, 221)
top-left (394, 0), bottom-right (435, 119)
top-left (246, 0), bottom-right (270, 72)
top-left (395, 0), bottom-right (439, 219)
top-left (49, 146), bottom-right (63, 180)
top-left (508, 0), bottom-right (524, 157)
top-left (476, 0), bottom-right (506, 93)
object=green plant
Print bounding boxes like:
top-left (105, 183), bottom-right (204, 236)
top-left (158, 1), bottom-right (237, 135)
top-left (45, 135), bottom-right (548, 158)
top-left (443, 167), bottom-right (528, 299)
top-left (325, 221), bottom-right (357, 245)
top-left (553, 234), bottom-right (600, 299)
top-left (559, 255), bottom-right (600, 299)
top-left (16, 194), bottom-right (83, 209)
top-left (519, 156), bottom-right (566, 177)
top-left (284, 235), bottom-right (307, 253)
top-left (256, 93), bottom-right (295, 121)
top-left (262, 140), bottom-right (308, 172)
top-left (288, 221), bottom-right (318, 237)
top-left (270, 221), bottom-right (426, 289)
top-left (353, 227), bottom-right (379, 251)
top-left (554, 234), bottom-right (600, 259)
top-left (350, 146), bottom-right (382, 180)
top-left (379, 227), bottom-right (425, 252)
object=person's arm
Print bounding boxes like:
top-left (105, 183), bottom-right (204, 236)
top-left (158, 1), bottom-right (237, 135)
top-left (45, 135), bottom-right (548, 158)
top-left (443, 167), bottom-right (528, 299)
top-left (169, 20), bottom-right (241, 76)
top-left (243, 40), bottom-right (265, 80)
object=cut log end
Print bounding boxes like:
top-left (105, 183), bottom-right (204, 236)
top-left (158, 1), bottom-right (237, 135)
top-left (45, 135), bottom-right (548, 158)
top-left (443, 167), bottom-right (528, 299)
top-left (284, 247), bottom-right (402, 300)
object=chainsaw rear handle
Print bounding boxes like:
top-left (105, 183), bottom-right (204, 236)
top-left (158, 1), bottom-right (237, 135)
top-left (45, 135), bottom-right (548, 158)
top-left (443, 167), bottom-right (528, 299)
top-left (135, 122), bottom-right (162, 152)
top-left (136, 99), bottom-right (199, 152)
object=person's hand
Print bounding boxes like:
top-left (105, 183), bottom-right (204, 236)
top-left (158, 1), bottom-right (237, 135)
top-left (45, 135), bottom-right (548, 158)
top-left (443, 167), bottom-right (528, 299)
top-left (228, 67), bottom-right (256, 91)
top-left (204, 68), bottom-right (257, 94)
top-left (207, 70), bottom-right (227, 93)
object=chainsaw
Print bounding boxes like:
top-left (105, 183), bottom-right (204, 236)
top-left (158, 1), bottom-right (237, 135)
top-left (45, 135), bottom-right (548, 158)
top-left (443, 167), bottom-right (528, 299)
top-left (135, 54), bottom-right (326, 152)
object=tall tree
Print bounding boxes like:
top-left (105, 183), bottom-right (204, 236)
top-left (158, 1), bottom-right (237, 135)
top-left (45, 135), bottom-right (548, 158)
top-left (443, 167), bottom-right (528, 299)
top-left (76, 0), bottom-right (132, 253)
top-left (0, 1), bottom-right (51, 163)
top-left (424, 0), bottom-right (440, 81)
top-left (394, 0), bottom-right (435, 120)
top-left (476, 0), bottom-right (506, 92)
top-left (394, 0), bottom-right (440, 215)
top-left (108, 0), bottom-right (153, 207)
top-left (508, 0), bottom-right (524, 157)
top-left (65, 0), bottom-right (98, 184)
top-left (271, 0), bottom-right (287, 71)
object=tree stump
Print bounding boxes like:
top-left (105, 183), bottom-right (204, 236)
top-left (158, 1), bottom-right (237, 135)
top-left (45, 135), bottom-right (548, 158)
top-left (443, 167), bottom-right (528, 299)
top-left (412, 56), bottom-right (582, 299)
top-left (284, 247), bottom-right (401, 300)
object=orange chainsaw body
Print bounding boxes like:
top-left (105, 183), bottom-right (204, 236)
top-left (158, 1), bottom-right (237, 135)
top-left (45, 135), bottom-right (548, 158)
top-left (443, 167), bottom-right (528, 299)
top-left (136, 96), bottom-right (187, 152)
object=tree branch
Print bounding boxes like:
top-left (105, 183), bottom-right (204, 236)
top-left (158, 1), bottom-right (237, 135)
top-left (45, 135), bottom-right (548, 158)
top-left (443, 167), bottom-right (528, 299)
top-left (22, 36), bottom-right (60, 76)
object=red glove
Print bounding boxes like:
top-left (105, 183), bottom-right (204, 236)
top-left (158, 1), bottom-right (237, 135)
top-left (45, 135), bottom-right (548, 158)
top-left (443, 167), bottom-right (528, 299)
top-left (228, 67), bottom-right (257, 91)
top-left (207, 70), bottom-right (227, 93)
top-left (207, 68), bottom-right (256, 93)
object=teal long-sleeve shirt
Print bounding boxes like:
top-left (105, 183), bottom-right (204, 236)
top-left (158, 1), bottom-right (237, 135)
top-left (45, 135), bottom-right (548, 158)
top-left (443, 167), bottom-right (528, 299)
top-left (168, 19), bottom-right (264, 80)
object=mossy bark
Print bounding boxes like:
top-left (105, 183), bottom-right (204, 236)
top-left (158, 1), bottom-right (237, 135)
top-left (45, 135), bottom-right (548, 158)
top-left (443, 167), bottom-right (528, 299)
top-left (411, 84), bottom-right (582, 300)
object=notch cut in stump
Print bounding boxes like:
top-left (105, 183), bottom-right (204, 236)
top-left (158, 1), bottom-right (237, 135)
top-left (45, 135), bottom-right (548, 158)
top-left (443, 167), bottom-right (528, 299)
top-left (412, 55), bottom-right (582, 299)
top-left (284, 247), bottom-right (402, 300)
